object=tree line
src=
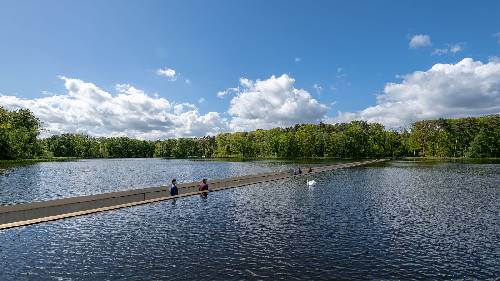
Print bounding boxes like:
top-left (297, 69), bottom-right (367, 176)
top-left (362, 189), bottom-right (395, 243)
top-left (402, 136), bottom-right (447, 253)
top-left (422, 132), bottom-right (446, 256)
top-left (1, 106), bottom-right (498, 160)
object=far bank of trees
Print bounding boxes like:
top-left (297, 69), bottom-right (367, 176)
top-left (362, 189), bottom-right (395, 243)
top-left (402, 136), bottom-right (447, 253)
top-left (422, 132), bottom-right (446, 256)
top-left (40, 134), bottom-right (216, 159)
top-left (1, 106), bottom-right (498, 160)
top-left (213, 115), bottom-right (499, 158)
top-left (0, 107), bottom-right (41, 159)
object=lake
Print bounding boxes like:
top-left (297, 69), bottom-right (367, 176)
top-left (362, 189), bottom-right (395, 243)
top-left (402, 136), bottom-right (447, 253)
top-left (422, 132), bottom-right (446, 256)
top-left (0, 159), bottom-right (499, 280)
top-left (0, 158), bottom-right (313, 205)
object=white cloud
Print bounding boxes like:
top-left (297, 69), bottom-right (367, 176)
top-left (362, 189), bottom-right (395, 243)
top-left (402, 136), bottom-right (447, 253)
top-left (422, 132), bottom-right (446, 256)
top-left (313, 84), bottom-right (323, 94)
top-left (225, 74), bottom-right (329, 131)
top-left (432, 48), bottom-right (448, 55)
top-left (336, 67), bottom-right (347, 79)
top-left (494, 32), bottom-right (500, 44)
top-left (198, 97), bottom-right (205, 104)
top-left (216, 90), bottom-right (228, 98)
top-left (294, 57), bottom-right (301, 62)
top-left (449, 44), bottom-right (463, 53)
top-left (331, 58), bottom-right (500, 128)
top-left (409, 34), bottom-right (432, 48)
top-left (432, 43), bottom-right (464, 55)
top-left (216, 87), bottom-right (239, 98)
top-left (185, 79), bottom-right (191, 84)
top-left (156, 67), bottom-right (177, 81)
top-left (490, 56), bottom-right (500, 63)
top-left (0, 77), bottom-right (226, 139)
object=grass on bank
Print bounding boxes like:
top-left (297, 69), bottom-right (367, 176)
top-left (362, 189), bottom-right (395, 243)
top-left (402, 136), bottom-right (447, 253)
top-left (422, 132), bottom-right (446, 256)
top-left (0, 157), bottom-right (78, 166)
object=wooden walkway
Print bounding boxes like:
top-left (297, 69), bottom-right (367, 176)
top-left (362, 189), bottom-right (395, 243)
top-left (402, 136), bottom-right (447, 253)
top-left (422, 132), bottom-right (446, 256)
top-left (0, 159), bottom-right (387, 230)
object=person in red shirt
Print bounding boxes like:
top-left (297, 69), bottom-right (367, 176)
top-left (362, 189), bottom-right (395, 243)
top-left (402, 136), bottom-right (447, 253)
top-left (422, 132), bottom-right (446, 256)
top-left (199, 178), bottom-right (209, 191)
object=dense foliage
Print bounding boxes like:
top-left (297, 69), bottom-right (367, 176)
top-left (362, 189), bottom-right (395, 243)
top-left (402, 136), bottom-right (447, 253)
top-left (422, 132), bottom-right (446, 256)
top-left (1, 106), bottom-right (498, 160)
top-left (215, 116), bottom-right (499, 158)
top-left (41, 135), bottom-right (157, 158)
top-left (0, 107), bottom-right (41, 159)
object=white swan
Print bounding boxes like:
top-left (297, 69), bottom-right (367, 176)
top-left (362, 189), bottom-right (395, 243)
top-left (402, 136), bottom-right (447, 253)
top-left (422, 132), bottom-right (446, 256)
top-left (307, 180), bottom-right (316, 186)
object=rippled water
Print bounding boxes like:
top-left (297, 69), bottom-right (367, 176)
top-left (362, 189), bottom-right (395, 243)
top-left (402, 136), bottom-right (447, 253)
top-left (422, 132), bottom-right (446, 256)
top-left (0, 158), bottom-right (306, 204)
top-left (1, 161), bottom-right (499, 280)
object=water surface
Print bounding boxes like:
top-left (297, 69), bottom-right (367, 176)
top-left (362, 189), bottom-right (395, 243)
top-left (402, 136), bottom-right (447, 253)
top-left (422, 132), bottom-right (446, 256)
top-left (0, 158), bottom-right (307, 204)
top-left (0, 161), bottom-right (498, 280)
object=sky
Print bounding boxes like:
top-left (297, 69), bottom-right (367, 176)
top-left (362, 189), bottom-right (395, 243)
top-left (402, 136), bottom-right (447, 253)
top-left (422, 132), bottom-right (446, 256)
top-left (0, 0), bottom-right (499, 138)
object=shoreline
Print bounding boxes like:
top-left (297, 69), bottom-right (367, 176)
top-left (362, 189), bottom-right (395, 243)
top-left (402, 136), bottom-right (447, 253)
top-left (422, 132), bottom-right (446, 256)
top-left (0, 157), bottom-right (78, 166)
top-left (399, 156), bottom-right (500, 163)
top-left (1, 156), bottom-right (499, 167)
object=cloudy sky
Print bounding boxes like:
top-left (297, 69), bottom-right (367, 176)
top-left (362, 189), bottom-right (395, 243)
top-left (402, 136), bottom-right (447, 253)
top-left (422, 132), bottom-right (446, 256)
top-left (0, 0), bottom-right (499, 138)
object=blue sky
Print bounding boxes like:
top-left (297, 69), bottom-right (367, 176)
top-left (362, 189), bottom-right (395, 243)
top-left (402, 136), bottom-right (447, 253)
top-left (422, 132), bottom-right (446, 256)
top-left (1, 0), bottom-right (499, 138)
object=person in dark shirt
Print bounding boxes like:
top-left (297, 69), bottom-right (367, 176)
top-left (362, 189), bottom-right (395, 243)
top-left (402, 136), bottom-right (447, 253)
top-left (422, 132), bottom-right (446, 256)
top-left (198, 178), bottom-right (209, 191)
top-left (198, 178), bottom-right (209, 199)
top-left (170, 179), bottom-right (179, 196)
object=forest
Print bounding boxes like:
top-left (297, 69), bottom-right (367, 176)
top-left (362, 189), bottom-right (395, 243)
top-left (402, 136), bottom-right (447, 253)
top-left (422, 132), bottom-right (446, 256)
top-left (1, 106), bottom-right (498, 160)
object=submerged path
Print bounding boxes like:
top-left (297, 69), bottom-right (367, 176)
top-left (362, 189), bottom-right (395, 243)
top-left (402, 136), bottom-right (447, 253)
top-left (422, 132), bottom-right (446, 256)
top-left (0, 159), bottom-right (387, 230)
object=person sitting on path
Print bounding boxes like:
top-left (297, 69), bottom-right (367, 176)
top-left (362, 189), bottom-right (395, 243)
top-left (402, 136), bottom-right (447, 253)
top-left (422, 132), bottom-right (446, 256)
top-left (298, 167), bottom-right (302, 175)
top-left (199, 178), bottom-right (209, 192)
top-left (170, 179), bottom-right (179, 196)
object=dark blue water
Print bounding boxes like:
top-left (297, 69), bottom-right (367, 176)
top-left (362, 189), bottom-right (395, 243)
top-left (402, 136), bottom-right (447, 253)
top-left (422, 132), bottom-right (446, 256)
top-left (0, 161), bottom-right (499, 280)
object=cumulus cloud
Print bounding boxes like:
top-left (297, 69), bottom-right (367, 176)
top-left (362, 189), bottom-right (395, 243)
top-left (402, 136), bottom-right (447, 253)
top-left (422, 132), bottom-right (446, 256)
top-left (0, 77), bottom-right (226, 139)
top-left (224, 74), bottom-right (329, 131)
top-left (432, 43), bottom-right (464, 55)
top-left (409, 34), bottom-right (432, 48)
top-left (331, 58), bottom-right (500, 128)
top-left (156, 67), bottom-right (177, 81)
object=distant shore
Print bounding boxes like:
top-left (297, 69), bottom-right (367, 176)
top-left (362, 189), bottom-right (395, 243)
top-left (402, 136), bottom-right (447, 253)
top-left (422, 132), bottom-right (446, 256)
top-left (1, 156), bottom-right (499, 167)
top-left (399, 156), bottom-right (500, 164)
top-left (0, 157), bottom-right (78, 166)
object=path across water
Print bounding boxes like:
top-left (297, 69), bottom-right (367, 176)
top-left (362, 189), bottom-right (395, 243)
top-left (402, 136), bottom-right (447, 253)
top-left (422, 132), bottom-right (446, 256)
top-left (0, 159), bottom-right (387, 230)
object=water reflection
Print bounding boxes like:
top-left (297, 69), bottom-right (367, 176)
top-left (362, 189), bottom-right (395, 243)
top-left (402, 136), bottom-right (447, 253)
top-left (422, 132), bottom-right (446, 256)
top-left (200, 192), bottom-right (208, 200)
